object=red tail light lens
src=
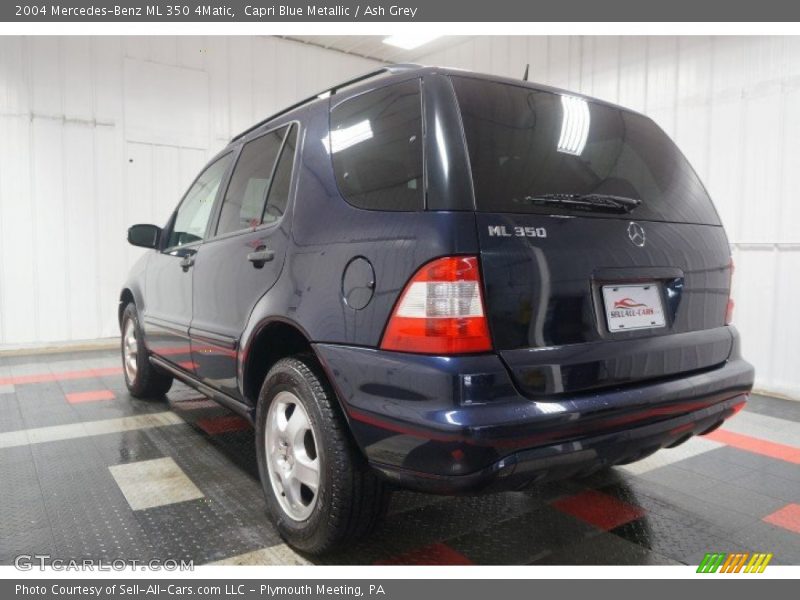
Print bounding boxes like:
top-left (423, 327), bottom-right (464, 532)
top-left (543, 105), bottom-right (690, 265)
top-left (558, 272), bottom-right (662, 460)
top-left (725, 258), bottom-right (735, 325)
top-left (380, 256), bottom-right (492, 354)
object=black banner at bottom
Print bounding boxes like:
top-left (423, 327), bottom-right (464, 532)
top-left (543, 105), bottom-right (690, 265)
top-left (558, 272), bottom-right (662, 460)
top-left (3, 579), bottom-right (793, 600)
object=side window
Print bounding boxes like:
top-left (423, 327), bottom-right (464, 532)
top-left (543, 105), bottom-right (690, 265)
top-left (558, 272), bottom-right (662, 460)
top-left (216, 126), bottom-right (287, 236)
top-left (263, 125), bottom-right (298, 223)
top-left (330, 79), bottom-right (424, 211)
top-left (167, 153), bottom-right (232, 248)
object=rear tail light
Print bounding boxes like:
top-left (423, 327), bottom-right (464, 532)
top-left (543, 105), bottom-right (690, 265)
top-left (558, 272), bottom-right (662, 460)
top-left (725, 258), bottom-right (735, 325)
top-left (380, 256), bottom-right (493, 354)
top-left (730, 399), bottom-right (747, 417)
top-left (725, 299), bottom-right (735, 325)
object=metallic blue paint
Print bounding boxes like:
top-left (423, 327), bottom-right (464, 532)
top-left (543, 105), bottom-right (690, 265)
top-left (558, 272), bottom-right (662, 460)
top-left (313, 330), bottom-right (753, 491)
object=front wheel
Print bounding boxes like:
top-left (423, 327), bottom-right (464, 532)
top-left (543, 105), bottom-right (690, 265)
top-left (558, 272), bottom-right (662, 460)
top-left (255, 355), bottom-right (390, 554)
top-left (121, 303), bottom-right (173, 398)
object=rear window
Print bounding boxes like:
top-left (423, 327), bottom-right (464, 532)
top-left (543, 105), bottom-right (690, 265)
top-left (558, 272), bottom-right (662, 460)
top-left (452, 76), bottom-right (720, 225)
top-left (330, 79), bottom-right (424, 211)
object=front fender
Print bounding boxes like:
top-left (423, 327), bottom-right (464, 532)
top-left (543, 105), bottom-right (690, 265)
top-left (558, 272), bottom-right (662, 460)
top-left (118, 252), bottom-right (152, 327)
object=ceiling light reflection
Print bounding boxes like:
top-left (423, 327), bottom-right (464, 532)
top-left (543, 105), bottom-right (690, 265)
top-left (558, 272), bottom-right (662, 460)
top-left (326, 119), bottom-right (373, 154)
top-left (557, 95), bottom-right (590, 156)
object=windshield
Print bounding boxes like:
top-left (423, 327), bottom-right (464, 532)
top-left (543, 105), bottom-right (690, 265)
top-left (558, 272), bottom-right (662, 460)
top-left (452, 76), bottom-right (720, 225)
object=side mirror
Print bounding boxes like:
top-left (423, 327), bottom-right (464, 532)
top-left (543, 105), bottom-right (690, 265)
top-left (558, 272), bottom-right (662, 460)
top-left (128, 224), bottom-right (161, 249)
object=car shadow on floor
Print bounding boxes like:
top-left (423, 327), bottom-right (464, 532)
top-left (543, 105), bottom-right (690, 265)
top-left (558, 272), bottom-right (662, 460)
top-left (166, 390), bottom-right (682, 566)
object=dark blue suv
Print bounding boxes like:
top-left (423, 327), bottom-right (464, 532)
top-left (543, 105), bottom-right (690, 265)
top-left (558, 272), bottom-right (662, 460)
top-left (121, 64), bottom-right (755, 553)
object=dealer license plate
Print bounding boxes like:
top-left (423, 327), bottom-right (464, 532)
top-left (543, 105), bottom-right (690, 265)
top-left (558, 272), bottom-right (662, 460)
top-left (602, 283), bottom-right (666, 332)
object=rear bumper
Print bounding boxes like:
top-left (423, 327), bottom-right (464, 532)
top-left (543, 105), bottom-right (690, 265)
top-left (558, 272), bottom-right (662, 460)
top-left (313, 333), bottom-right (754, 494)
top-left (371, 392), bottom-right (747, 494)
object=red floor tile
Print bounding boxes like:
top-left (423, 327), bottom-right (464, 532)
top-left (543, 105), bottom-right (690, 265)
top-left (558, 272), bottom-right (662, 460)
top-left (0, 366), bottom-right (122, 386)
top-left (196, 415), bottom-right (251, 435)
top-left (706, 429), bottom-right (800, 465)
top-left (763, 503), bottom-right (800, 535)
top-left (173, 398), bottom-right (219, 411)
top-left (376, 542), bottom-right (474, 565)
top-left (552, 489), bottom-right (646, 531)
top-left (66, 389), bottom-right (116, 404)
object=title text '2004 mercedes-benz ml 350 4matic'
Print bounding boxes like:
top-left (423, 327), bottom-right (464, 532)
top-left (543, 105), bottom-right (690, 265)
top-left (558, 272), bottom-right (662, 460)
top-left (120, 64), bottom-right (755, 554)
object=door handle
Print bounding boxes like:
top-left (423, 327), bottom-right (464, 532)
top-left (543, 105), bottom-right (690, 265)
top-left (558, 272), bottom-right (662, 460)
top-left (247, 247), bottom-right (275, 269)
top-left (180, 255), bottom-right (195, 272)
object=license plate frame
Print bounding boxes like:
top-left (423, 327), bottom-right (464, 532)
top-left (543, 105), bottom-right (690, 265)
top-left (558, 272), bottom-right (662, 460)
top-left (601, 283), bottom-right (666, 332)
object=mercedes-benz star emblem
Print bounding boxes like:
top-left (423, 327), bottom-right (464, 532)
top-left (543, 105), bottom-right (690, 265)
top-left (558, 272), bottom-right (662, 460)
top-left (627, 222), bottom-right (646, 247)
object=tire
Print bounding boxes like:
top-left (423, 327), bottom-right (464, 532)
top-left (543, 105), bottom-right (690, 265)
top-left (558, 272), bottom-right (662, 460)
top-left (255, 355), bottom-right (390, 554)
top-left (121, 302), bottom-right (173, 398)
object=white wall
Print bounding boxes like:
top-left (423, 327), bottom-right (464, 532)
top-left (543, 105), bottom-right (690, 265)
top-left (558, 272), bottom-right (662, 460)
top-left (0, 36), bottom-right (378, 348)
top-left (0, 35), bottom-right (797, 399)
top-left (418, 36), bottom-right (800, 399)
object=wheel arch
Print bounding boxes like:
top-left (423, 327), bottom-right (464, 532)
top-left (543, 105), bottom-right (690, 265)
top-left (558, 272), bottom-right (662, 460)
top-left (118, 288), bottom-right (136, 328)
top-left (240, 317), bottom-right (323, 405)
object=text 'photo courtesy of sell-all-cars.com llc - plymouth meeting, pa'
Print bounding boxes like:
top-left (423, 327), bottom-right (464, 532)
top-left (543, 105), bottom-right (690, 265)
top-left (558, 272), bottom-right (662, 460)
top-left (120, 64), bottom-right (754, 555)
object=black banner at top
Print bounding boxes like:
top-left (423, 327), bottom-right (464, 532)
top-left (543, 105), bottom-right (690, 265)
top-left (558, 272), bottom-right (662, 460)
top-left (4, 0), bottom-right (800, 22)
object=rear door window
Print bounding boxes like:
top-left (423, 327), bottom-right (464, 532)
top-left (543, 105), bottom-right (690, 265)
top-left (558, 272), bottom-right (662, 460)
top-left (263, 125), bottom-right (298, 224)
top-left (330, 79), bottom-right (424, 211)
top-left (216, 125), bottom-right (288, 236)
top-left (452, 76), bottom-right (720, 225)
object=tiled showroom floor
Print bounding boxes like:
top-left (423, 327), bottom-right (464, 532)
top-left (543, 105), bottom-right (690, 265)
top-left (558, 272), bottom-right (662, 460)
top-left (0, 347), bottom-right (797, 566)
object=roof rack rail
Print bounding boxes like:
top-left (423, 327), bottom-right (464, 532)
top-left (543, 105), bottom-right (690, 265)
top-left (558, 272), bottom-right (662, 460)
top-left (230, 63), bottom-right (423, 143)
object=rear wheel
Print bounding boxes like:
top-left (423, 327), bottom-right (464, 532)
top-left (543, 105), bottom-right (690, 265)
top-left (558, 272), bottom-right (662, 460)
top-left (121, 303), bottom-right (173, 398)
top-left (255, 355), bottom-right (390, 554)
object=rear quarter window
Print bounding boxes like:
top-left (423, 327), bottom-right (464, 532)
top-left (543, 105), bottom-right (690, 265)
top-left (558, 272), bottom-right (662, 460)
top-left (330, 79), bottom-right (424, 211)
top-left (452, 76), bottom-right (720, 225)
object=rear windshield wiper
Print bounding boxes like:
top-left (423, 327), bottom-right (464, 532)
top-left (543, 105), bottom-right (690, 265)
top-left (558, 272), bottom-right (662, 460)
top-left (522, 193), bottom-right (642, 214)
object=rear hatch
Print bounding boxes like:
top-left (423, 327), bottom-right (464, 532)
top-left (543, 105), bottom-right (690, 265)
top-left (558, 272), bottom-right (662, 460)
top-left (452, 75), bottom-right (734, 398)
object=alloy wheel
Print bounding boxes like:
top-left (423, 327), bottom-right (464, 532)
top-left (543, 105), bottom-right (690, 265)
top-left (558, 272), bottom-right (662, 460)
top-left (265, 391), bottom-right (321, 521)
top-left (122, 318), bottom-right (138, 382)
